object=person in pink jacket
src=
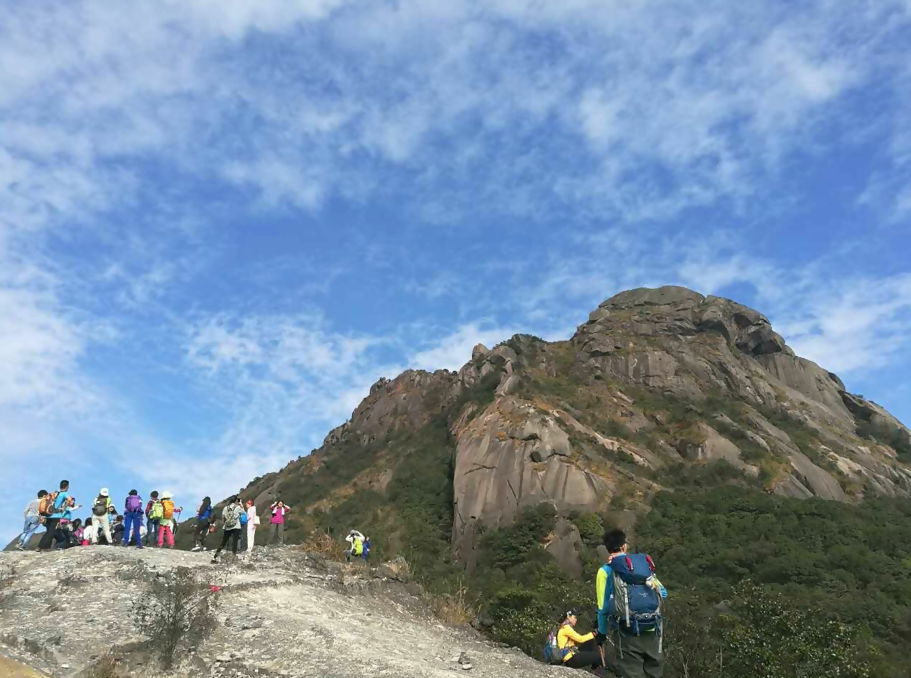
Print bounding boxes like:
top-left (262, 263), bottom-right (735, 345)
top-left (268, 500), bottom-right (290, 546)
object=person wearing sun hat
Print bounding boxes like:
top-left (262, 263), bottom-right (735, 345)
top-left (157, 491), bottom-right (180, 548)
top-left (92, 488), bottom-right (114, 545)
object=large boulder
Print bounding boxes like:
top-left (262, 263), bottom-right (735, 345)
top-left (451, 398), bottom-right (610, 563)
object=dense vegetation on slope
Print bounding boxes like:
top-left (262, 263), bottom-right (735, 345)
top-left (217, 287), bottom-right (911, 677)
top-left (471, 471), bottom-right (910, 678)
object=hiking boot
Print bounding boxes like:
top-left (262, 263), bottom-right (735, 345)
top-left (15, 544), bottom-right (24, 551)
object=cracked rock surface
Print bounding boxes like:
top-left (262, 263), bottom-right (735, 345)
top-left (0, 547), bottom-right (559, 678)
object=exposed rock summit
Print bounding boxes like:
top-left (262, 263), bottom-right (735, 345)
top-left (234, 286), bottom-right (911, 570)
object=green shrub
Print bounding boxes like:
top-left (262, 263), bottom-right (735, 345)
top-left (569, 512), bottom-right (604, 546)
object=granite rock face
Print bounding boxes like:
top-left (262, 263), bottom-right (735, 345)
top-left (225, 286), bottom-right (911, 573)
top-left (0, 547), bottom-right (561, 678)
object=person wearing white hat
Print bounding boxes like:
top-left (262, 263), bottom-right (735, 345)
top-left (157, 491), bottom-right (181, 548)
top-left (92, 488), bottom-right (114, 545)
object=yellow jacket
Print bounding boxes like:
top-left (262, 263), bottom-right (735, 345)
top-left (557, 623), bottom-right (594, 662)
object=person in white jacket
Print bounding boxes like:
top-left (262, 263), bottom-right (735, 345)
top-left (345, 529), bottom-right (365, 562)
top-left (246, 500), bottom-right (259, 550)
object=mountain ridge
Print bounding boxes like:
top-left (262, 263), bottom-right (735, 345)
top-left (233, 285), bottom-right (911, 570)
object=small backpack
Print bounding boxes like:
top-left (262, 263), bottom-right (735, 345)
top-left (93, 496), bottom-right (108, 517)
top-left (149, 501), bottom-right (164, 520)
top-left (126, 495), bottom-right (143, 513)
top-left (603, 554), bottom-right (663, 636)
top-left (39, 494), bottom-right (56, 517)
top-left (162, 500), bottom-right (175, 520)
top-left (542, 628), bottom-right (565, 664)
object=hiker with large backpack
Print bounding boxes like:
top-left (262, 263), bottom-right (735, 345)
top-left (17, 490), bottom-right (46, 550)
top-left (597, 529), bottom-right (667, 678)
top-left (543, 609), bottom-right (605, 670)
top-left (211, 496), bottom-right (244, 562)
top-left (37, 480), bottom-right (69, 552)
top-left (192, 497), bottom-right (214, 551)
top-left (158, 491), bottom-right (179, 548)
top-left (123, 490), bottom-right (144, 548)
top-left (92, 488), bottom-right (114, 545)
top-left (145, 491), bottom-right (163, 547)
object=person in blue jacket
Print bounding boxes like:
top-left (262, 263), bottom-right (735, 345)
top-left (192, 496), bottom-right (214, 552)
top-left (239, 500), bottom-right (249, 551)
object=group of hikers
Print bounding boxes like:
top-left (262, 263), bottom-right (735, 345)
top-left (17, 481), bottom-right (184, 551)
top-left (17, 482), bottom-right (657, 676)
top-left (547, 528), bottom-right (666, 678)
top-left (16, 480), bottom-right (298, 562)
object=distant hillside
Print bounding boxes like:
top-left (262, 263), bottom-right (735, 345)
top-left (233, 285), bottom-right (910, 562)
top-left (220, 285), bottom-right (911, 676)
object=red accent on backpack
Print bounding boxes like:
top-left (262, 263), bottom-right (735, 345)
top-left (646, 555), bottom-right (656, 572)
top-left (626, 556), bottom-right (634, 572)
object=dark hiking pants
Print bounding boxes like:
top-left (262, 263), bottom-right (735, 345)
top-left (270, 522), bottom-right (284, 545)
top-left (613, 630), bottom-right (663, 678)
top-left (37, 518), bottom-right (60, 550)
top-left (195, 520), bottom-right (209, 548)
top-left (216, 528), bottom-right (241, 556)
top-left (565, 639), bottom-right (604, 669)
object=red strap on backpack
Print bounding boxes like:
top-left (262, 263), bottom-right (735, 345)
top-left (646, 555), bottom-right (656, 572)
top-left (625, 556), bottom-right (633, 572)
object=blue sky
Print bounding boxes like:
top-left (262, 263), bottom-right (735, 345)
top-left (2, 0), bottom-right (911, 543)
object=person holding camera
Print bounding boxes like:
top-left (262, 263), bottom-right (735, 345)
top-left (269, 499), bottom-right (291, 546)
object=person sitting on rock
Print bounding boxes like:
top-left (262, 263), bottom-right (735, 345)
top-left (82, 517), bottom-right (94, 546)
top-left (112, 515), bottom-right (125, 544)
top-left (68, 519), bottom-right (84, 548)
top-left (557, 608), bottom-right (604, 671)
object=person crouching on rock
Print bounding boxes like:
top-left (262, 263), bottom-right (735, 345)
top-left (211, 496), bottom-right (244, 563)
top-left (192, 497), bottom-right (213, 551)
top-left (558, 609), bottom-right (605, 671)
top-left (82, 517), bottom-right (94, 546)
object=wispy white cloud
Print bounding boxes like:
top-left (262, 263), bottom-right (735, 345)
top-left (2, 0), bottom-right (907, 230)
top-left (410, 322), bottom-right (519, 371)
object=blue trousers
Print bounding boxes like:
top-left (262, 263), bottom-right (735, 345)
top-left (19, 517), bottom-right (40, 547)
top-left (146, 519), bottom-right (160, 545)
top-left (123, 512), bottom-right (143, 546)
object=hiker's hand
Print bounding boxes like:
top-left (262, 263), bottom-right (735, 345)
top-left (595, 632), bottom-right (607, 646)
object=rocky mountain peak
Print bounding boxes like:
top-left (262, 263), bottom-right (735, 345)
top-left (230, 286), bottom-right (911, 576)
